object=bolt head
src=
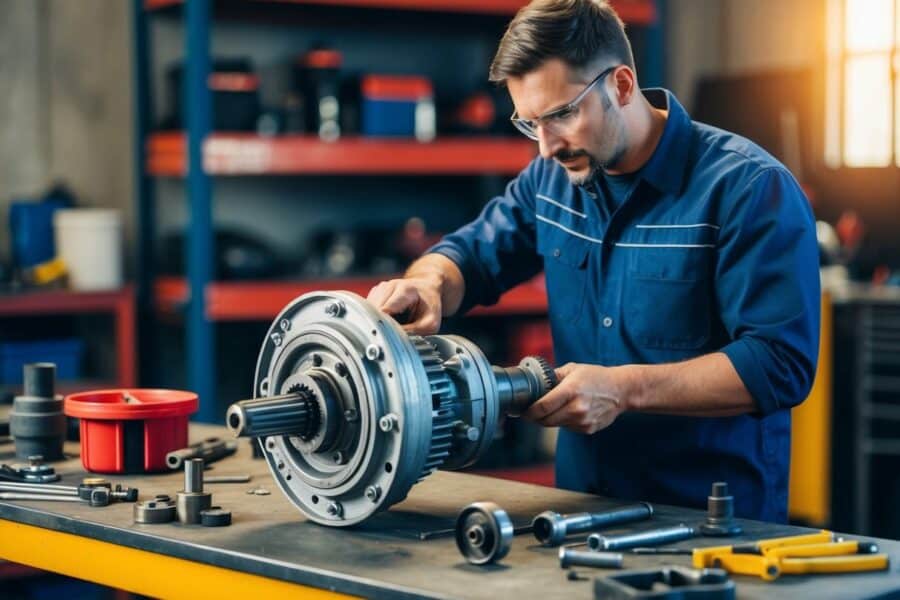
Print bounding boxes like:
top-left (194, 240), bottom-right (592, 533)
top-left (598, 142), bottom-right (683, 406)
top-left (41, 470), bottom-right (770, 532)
top-left (332, 451), bottom-right (345, 464)
top-left (270, 332), bottom-right (283, 346)
top-left (326, 501), bottom-right (343, 517)
top-left (343, 408), bottom-right (358, 422)
top-left (379, 414), bottom-right (398, 432)
top-left (365, 344), bottom-right (382, 361)
top-left (312, 353), bottom-right (323, 366)
top-left (365, 485), bottom-right (381, 502)
top-left (279, 318), bottom-right (292, 332)
top-left (325, 302), bottom-right (345, 317)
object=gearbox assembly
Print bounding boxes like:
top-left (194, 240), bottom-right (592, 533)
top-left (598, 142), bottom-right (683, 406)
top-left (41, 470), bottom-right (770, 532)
top-left (226, 291), bottom-right (556, 526)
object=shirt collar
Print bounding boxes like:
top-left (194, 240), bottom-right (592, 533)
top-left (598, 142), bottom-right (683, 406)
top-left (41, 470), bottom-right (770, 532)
top-left (636, 88), bottom-right (692, 195)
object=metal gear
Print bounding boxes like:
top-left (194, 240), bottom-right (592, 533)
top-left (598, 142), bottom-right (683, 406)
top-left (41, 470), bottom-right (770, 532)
top-left (410, 336), bottom-right (456, 480)
top-left (226, 291), bottom-right (556, 527)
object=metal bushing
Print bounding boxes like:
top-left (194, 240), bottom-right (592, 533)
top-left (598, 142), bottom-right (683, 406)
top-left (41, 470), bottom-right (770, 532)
top-left (176, 458), bottom-right (212, 524)
top-left (134, 498), bottom-right (177, 524)
top-left (200, 507), bottom-right (232, 527)
top-left (9, 364), bottom-right (65, 461)
top-left (699, 482), bottom-right (743, 536)
top-left (454, 502), bottom-right (514, 565)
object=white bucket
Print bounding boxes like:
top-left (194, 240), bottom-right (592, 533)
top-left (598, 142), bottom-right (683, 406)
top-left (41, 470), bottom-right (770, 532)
top-left (53, 208), bottom-right (123, 291)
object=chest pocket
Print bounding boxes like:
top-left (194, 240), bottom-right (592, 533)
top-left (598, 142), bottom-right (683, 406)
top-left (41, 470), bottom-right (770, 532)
top-left (536, 221), bottom-right (593, 322)
top-left (623, 247), bottom-right (713, 350)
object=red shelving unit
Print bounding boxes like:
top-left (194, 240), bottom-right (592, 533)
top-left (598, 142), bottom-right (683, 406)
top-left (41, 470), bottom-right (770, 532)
top-left (144, 0), bottom-right (657, 24)
top-left (147, 133), bottom-right (537, 176)
top-left (0, 287), bottom-right (137, 389)
top-left (155, 275), bottom-right (547, 321)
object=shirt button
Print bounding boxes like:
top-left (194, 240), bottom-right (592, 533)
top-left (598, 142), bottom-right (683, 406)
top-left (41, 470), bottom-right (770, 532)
top-left (553, 248), bottom-right (561, 258)
top-left (602, 316), bottom-right (613, 328)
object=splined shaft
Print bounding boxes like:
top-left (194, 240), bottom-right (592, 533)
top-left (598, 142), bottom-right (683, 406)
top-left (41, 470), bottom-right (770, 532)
top-left (226, 390), bottom-right (319, 439)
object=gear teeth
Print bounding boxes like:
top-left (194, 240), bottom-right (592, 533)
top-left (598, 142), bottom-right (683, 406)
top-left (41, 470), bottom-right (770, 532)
top-left (410, 336), bottom-right (455, 480)
top-left (520, 356), bottom-right (556, 395)
top-left (285, 383), bottom-right (319, 441)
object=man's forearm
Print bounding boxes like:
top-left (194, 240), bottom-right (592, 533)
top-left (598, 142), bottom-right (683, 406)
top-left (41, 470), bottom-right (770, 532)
top-left (404, 254), bottom-right (466, 317)
top-left (624, 352), bottom-right (756, 417)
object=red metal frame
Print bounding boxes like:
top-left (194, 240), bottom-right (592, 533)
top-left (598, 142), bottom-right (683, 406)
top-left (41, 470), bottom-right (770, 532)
top-left (0, 287), bottom-right (137, 388)
top-left (144, 0), bottom-right (657, 24)
top-left (155, 275), bottom-right (546, 321)
top-left (147, 133), bottom-right (536, 176)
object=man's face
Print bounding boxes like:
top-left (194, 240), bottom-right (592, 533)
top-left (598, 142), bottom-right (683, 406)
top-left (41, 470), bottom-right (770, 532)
top-left (507, 59), bottom-right (627, 185)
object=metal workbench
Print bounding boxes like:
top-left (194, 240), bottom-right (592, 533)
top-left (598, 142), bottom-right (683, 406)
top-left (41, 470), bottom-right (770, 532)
top-left (0, 428), bottom-right (899, 599)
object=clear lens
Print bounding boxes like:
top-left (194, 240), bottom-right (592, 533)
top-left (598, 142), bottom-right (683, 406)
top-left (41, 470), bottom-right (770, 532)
top-left (511, 117), bottom-right (539, 140)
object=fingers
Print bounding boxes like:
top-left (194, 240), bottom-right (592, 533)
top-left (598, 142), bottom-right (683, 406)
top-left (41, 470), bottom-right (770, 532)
top-left (554, 362), bottom-right (576, 380)
top-left (523, 382), bottom-right (572, 421)
top-left (366, 280), bottom-right (395, 307)
top-left (367, 279), bottom-right (441, 334)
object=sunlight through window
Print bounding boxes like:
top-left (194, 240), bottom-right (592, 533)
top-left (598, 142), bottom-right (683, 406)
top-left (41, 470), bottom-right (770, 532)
top-left (826, 0), bottom-right (898, 167)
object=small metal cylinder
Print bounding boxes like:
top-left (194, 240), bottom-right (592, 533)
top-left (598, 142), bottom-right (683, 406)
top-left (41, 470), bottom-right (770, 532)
top-left (559, 547), bottom-right (623, 569)
top-left (24, 363), bottom-right (55, 397)
top-left (176, 492), bottom-right (212, 524)
top-left (588, 524), bottom-right (696, 551)
top-left (184, 458), bottom-right (204, 493)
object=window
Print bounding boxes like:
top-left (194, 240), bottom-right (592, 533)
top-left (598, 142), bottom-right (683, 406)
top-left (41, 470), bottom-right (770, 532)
top-left (825, 0), bottom-right (900, 167)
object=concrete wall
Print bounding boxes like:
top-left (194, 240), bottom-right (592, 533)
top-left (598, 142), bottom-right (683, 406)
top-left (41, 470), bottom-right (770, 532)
top-left (0, 0), bottom-right (132, 266)
top-left (665, 0), bottom-right (821, 111)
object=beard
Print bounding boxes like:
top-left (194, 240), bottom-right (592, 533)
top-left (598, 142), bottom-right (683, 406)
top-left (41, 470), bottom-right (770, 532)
top-left (555, 91), bottom-right (626, 185)
top-left (556, 144), bottom-right (625, 186)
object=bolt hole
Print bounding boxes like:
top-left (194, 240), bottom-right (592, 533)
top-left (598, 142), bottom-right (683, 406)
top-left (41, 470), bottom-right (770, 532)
top-left (388, 372), bottom-right (393, 378)
top-left (277, 461), bottom-right (284, 469)
top-left (371, 329), bottom-right (377, 336)
top-left (311, 495), bottom-right (319, 504)
top-left (385, 462), bottom-right (393, 473)
top-left (228, 413), bottom-right (241, 430)
top-left (266, 440), bottom-right (275, 450)
top-left (286, 473), bottom-right (292, 481)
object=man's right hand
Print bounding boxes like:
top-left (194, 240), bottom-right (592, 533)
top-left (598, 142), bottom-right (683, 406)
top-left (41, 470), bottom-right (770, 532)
top-left (367, 277), bottom-right (444, 334)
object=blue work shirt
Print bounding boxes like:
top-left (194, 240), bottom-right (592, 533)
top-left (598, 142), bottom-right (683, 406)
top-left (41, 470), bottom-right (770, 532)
top-left (429, 89), bottom-right (820, 523)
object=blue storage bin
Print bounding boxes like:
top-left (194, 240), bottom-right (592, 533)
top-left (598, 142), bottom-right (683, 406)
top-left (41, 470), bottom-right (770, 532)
top-left (361, 75), bottom-right (434, 139)
top-left (0, 339), bottom-right (84, 385)
top-left (363, 99), bottom-right (418, 137)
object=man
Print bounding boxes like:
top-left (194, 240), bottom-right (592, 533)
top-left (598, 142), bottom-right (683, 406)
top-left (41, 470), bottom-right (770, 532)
top-left (367, 0), bottom-right (819, 523)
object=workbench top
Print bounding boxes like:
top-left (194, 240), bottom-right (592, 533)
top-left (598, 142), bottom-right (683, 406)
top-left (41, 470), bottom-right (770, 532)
top-left (0, 427), bottom-right (898, 599)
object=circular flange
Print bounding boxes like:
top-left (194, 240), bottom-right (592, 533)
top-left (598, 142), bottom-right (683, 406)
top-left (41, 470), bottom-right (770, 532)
top-left (455, 502), bottom-right (514, 565)
top-left (253, 291), bottom-right (435, 526)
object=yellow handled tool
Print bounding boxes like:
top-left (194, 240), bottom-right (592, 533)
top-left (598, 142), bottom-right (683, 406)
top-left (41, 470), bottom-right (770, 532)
top-left (692, 530), bottom-right (890, 581)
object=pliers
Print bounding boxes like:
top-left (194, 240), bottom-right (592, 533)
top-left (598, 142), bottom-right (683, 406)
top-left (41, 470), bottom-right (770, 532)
top-left (691, 530), bottom-right (890, 581)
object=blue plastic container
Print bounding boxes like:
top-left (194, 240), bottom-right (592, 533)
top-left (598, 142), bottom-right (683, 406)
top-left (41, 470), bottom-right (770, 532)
top-left (8, 196), bottom-right (69, 268)
top-left (361, 75), bottom-right (434, 139)
top-left (0, 339), bottom-right (84, 385)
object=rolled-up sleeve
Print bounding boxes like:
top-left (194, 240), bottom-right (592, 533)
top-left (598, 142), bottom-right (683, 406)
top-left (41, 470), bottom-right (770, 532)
top-left (716, 168), bottom-right (820, 416)
top-left (427, 158), bottom-right (544, 314)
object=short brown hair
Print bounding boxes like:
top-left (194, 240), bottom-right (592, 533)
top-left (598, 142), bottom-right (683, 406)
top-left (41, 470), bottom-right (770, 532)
top-left (489, 0), bottom-right (635, 84)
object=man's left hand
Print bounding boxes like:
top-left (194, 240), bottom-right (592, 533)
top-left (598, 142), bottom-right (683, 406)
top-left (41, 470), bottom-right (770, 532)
top-left (523, 363), bottom-right (633, 434)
